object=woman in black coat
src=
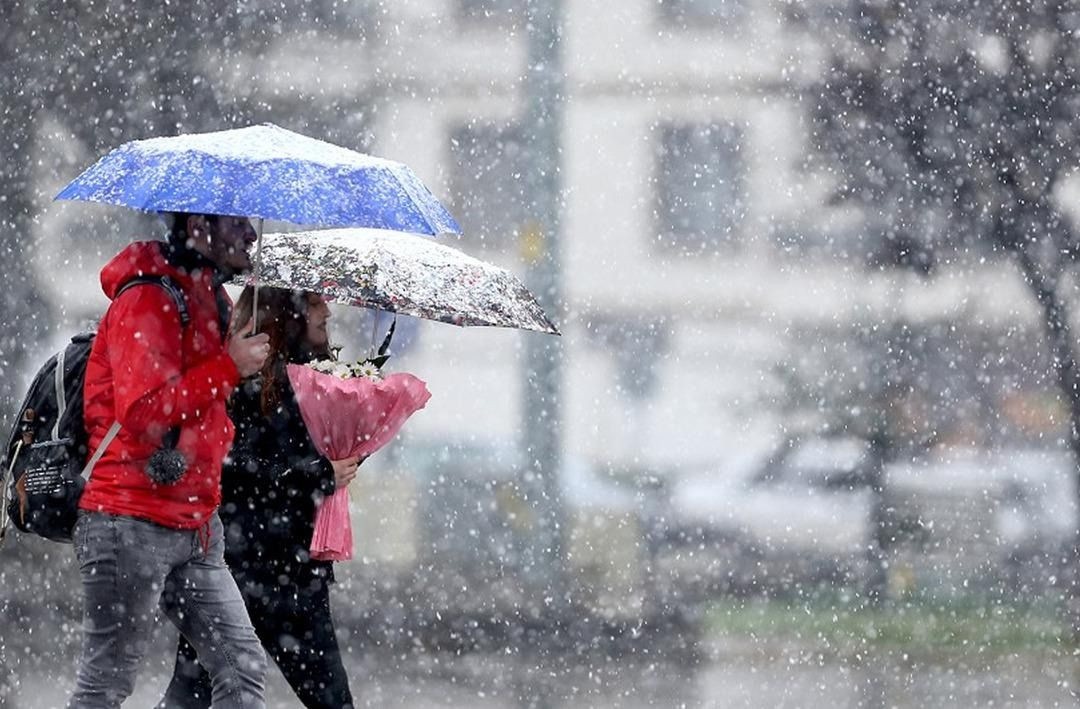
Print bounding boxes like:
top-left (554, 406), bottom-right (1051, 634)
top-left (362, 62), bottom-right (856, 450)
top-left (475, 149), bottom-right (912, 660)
top-left (159, 286), bottom-right (359, 709)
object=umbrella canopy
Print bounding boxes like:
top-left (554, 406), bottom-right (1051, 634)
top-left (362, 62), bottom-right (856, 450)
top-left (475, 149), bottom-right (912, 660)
top-left (241, 228), bottom-right (560, 335)
top-left (55, 123), bottom-right (461, 235)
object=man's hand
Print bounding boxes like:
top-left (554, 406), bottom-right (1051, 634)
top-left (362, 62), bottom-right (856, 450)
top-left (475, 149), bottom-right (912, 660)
top-left (331, 456), bottom-right (361, 488)
top-left (228, 320), bottom-right (270, 377)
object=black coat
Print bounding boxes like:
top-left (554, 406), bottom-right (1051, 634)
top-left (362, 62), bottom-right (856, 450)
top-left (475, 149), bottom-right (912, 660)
top-left (219, 375), bottom-right (337, 585)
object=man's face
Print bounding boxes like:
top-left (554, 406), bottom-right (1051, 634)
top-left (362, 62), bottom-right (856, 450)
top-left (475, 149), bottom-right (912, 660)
top-left (188, 215), bottom-right (258, 276)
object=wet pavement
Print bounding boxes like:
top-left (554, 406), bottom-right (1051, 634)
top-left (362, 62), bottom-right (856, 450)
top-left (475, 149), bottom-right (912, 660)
top-left (7, 628), bottom-right (1080, 708)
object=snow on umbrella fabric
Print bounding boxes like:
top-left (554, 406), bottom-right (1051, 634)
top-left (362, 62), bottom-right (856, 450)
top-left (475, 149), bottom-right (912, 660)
top-left (245, 227), bottom-right (560, 335)
top-left (55, 123), bottom-right (461, 235)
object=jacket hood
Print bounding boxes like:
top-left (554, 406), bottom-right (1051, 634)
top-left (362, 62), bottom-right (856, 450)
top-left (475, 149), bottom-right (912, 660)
top-left (100, 241), bottom-right (182, 300)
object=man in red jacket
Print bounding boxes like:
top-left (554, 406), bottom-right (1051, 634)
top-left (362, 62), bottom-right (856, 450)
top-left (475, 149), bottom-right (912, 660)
top-left (70, 213), bottom-right (271, 709)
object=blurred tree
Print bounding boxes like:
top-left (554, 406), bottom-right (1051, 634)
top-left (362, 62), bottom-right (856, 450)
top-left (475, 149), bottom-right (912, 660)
top-left (0, 1), bottom-right (232, 421)
top-left (0, 3), bottom-right (53, 422)
top-left (810, 0), bottom-right (1080, 618)
top-left (773, 319), bottom-right (933, 604)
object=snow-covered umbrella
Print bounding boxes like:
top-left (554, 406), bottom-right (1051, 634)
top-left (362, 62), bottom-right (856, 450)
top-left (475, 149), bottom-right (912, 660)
top-left (240, 228), bottom-right (560, 336)
top-left (54, 123), bottom-right (460, 235)
top-left (55, 123), bottom-right (461, 325)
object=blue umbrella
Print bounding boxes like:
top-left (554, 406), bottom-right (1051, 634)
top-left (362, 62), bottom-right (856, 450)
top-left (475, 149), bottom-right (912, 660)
top-left (55, 123), bottom-right (461, 236)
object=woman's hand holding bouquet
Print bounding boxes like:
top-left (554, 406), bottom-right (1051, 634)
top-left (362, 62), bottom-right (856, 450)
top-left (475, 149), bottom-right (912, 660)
top-left (331, 456), bottom-right (361, 489)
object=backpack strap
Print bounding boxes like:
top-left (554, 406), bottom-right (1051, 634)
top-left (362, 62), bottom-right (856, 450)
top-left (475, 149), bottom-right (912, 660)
top-left (51, 346), bottom-right (67, 441)
top-left (80, 421), bottom-right (122, 480)
top-left (116, 276), bottom-right (191, 327)
top-left (0, 438), bottom-right (23, 543)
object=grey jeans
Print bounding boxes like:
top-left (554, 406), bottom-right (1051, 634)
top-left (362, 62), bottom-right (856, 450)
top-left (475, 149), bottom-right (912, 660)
top-left (67, 511), bottom-right (267, 709)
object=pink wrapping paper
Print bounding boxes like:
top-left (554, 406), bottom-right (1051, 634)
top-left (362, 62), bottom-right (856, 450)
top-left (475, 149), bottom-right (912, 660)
top-left (287, 364), bottom-right (431, 561)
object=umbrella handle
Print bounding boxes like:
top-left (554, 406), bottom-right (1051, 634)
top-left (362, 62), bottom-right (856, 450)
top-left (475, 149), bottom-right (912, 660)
top-left (369, 307), bottom-right (380, 357)
top-left (250, 218), bottom-right (265, 333)
top-left (378, 315), bottom-right (397, 357)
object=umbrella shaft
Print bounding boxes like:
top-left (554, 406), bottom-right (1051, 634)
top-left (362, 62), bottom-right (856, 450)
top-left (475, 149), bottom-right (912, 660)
top-left (251, 218), bottom-right (265, 332)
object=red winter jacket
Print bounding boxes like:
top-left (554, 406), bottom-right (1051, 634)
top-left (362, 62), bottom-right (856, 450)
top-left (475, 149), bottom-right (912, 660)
top-left (80, 241), bottom-right (241, 529)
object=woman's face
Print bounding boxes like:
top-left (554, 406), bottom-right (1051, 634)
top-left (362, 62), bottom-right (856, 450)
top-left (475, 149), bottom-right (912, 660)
top-left (304, 293), bottom-right (331, 347)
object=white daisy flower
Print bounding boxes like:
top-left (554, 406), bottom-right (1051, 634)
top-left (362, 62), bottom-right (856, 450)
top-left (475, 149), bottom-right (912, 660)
top-left (309, 359), bottom-right (335, 373)
top-left (357, 362), bottom-right (382, 380)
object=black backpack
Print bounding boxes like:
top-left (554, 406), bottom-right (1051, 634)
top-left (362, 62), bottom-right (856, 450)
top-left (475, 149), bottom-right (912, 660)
top-left (0, 276), bottom-right (189, 543)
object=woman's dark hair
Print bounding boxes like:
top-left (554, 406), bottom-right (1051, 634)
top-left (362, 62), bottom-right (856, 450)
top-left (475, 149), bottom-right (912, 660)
top-left (233, 286), bottom-right (331, 414)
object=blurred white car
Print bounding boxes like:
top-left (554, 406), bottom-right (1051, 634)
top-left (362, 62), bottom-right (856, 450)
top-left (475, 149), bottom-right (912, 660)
top-left (668, 440), bottom-right (1078, 595)
top-left (667, 436), bottom-right (879, 590)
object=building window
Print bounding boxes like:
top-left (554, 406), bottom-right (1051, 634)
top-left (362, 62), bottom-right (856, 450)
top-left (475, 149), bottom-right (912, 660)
top-left (458, 0), bottom-right (524, 24)
top-left (658, 0), bottom-right (746, 29)
top-left (448, 121), bottom-right (529, 248)
top-left (654, 122), bottom-right (746, 252)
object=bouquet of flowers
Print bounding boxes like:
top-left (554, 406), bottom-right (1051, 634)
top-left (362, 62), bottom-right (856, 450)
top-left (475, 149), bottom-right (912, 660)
top-left (287, 340), bottom-right (430, 562)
